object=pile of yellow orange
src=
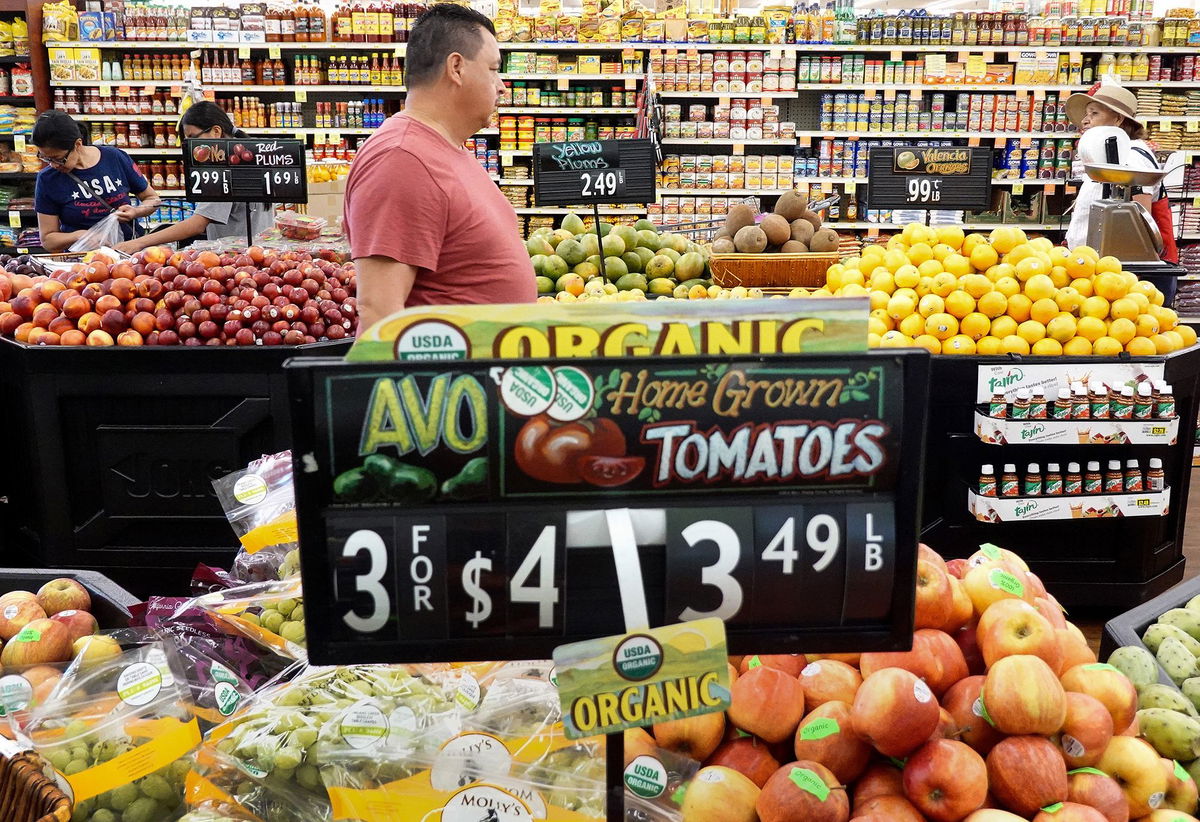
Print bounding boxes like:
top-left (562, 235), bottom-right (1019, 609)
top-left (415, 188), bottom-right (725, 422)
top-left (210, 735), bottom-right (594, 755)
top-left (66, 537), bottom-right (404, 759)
top-left (814, 223), bottom-right (1197, 355)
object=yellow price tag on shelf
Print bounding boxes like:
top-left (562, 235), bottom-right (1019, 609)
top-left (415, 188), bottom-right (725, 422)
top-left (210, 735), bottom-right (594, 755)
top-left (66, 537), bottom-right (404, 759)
top-left (1193, 196), bottom-right (1200, 209)
top-left (718, 96), bottom-right (729, 107)
top-left (624, 77), bottom-right (636, 89)
top-left (968, 136), bottom-right (981, 147)
top-left (912, 89), bottom-right (923, 99)
top-left (1066, 184), bottom-right (1077, 195)
top-left (966, 55), bottom-right (987, 76)
top-left (170, 85), bottom-right (182, 97)
top-left (294, 90), bottom-right (307, 102)
top-left (867, 226), bottom-right (880, 237)
top-left (1020, 137), bottom-right (1032, 148)
top-left (762, 96), bottom-right (773, 106)
top-left (982, 51), bottom-right (995, 62)
top-left (957, 51), bottom-right (969, 62)
top-left (8, 211), bottom-right (20, 228)
top-left (557, 77), bottom-right (569, 90)
top-left (99, 84), bottom-right (112, 96)
top-left (269, 46), bottom-right (281, 59)
top-left (1016, 88), bottom-right (1029, 100)
top-left (1161, 119), bottom-right (1174, 133)
top-left (890, 50), bottom-right (901, 62)
top-left (732, 143), bottom-right (745, 156)
top-left (864, 88), bottom-right (878, 100)
top-left (845, 181), bottom-right (856, 194)
top-left (1046, 184), bottom-right (1056, 194)
top-left (295, 131), bottom-right (306, 139)
top-left (1013, 182), bottom-right (1025, 195)
top-left (1033, 89), bottom-right (1046, 100)
top-left (883, 88), bottom-right (896, 101)
top-left (799, 136), bottom-right (812, 147)
top-left (117, 85), bottom-right (131, 96)
top-left (925, 54), bottom-right (947, 78)
top-left (1188, 120), bottom-right (1199, 133)
top-left (238, 46), bottom-right (251, 59)
top-left (14, 135), bottom-right (24, 152)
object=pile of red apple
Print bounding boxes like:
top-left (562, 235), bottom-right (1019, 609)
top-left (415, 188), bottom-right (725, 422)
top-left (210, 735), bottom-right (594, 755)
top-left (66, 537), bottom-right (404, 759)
top-left (0, 578), bottom-right (102, 669)
top-left (636, 544), bottom-right (1188, 822)
top-left (0, 245), bottom-right (357, 347)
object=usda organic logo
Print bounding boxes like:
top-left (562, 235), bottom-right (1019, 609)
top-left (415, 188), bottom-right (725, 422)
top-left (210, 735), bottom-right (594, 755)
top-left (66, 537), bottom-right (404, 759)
top-left (613, 634), bottom-right (663, 682)
top-left (395, 320), bottom-right (469, 361)
top-left (624, 755), bottom-right (668, 799)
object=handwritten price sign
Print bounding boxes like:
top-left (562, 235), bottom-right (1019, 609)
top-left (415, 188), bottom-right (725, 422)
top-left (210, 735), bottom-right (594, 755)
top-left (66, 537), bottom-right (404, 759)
top-left (533, 138), bottom-right (656, 207)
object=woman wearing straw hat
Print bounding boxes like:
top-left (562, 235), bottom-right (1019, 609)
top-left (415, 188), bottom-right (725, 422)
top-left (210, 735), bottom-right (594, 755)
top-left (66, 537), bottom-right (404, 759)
top-left (1065, 81), bottom-right (1178, 273)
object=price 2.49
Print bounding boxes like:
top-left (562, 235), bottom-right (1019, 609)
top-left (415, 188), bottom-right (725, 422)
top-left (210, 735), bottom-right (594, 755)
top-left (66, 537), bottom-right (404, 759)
top-left (579, 169), bottom-right (625, 199)
top-left (906, 177), bottom-right (942, 204)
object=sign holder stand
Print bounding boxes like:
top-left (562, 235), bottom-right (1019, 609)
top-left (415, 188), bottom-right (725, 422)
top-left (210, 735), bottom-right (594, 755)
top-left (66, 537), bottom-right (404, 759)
top-left (245, 202), bottom-right (253, 248)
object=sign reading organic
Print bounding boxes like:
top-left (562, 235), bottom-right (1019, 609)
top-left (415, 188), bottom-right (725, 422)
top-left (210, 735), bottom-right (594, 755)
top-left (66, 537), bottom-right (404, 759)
top-left (288, 348), bottom-right (928, 665)
top-left (347, 299), bottom-right (870, 362)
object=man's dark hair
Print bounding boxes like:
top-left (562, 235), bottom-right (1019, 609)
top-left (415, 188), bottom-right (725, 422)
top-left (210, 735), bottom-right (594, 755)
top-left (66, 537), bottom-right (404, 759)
top-left (405, 3), bottom-right (496, 88)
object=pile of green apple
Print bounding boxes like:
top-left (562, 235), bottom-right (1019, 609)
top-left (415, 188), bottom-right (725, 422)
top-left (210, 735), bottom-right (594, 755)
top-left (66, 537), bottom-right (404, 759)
top-left (632, 542), bottom-right (1197, 822)
top-left (526, 212), bottom-right (712, 298)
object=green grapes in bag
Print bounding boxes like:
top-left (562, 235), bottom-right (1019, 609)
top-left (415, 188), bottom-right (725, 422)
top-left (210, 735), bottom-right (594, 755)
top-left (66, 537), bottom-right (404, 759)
top-left (23, 642), bottom-right (201, 822)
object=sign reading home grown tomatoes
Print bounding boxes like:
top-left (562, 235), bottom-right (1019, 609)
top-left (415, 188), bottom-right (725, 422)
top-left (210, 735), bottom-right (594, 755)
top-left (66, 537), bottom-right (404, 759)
top-left (288, 301), bottom-right (928, 667)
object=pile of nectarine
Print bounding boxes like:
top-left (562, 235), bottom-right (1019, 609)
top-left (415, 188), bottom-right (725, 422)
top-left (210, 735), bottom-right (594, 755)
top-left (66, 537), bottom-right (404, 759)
top-left (0, 245), bottom-right (357, 346)
top-left (633, 543), bottom-right (1188, 822)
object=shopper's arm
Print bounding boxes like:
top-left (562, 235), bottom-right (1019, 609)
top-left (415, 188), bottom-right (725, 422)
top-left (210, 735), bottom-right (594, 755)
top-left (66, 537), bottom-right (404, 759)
top-left (116, 214), bottom-right (212, 254)
top-left (37, 212), bottom-right (85, 253)
top-left (356, 256), bottom-right (418, 333)
top-left (1135, 192), bottom-right (1152, 212)
top-left (115, 186), bottom-right (161, 222)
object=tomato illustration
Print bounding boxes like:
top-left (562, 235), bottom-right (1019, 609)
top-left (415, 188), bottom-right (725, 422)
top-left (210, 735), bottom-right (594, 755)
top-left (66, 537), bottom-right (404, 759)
top-left (578, 455), bottom-right (645, 487)
top-left (514, 415), bottom-right (627, 484)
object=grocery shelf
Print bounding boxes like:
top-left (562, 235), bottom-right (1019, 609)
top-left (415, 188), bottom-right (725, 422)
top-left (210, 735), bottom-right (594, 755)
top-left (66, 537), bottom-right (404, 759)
top-left (75, 114), bottom-right (180, 121)
top-left (496, 178), bottom-right (535, 185)
top-left (123, 147), bottom-right (178, 155)
top-left (1181, 232), bottom-right (1200, 240)
top-left (242, 127), bottom-right (376, 135)
top-left (0, 95), bottom-right (34, 105)
top-left (50, 81), bottom-right (178, 88)
top-left (499, 106), bottom-right (638, 114)
top-left (500, 73), bottom-right (642, 81)
top-left (1143, 116), bottom-right (1200, 123)
top-left (50, 40), bottom-right (1200, 55)
top-left (216, 84), bottom-right (405, 93)
top-left (657, 187), bottom-right (793, 196)
top-left (660, 137), bottom-right (795, 145)
top-left (792, 176), bottom-right (1070, 187)
top-left (792, 83), bottom-right (1088, 92)
top-left (792, 129), bottom-right (1071, 139)
top-left (657, 90), bottom-right (800, 99)
top-left (500, 149), bottom-right (533, 157)
top-left (478, 128), bottom-right (499, 135)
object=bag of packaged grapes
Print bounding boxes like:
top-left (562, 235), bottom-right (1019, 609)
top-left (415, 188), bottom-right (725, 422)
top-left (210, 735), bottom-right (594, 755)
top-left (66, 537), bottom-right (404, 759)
top-left (187, 578), bottom-right (307, 661)
top-left (211, 451), bottom-right (300, 584)
top-left (22, 641), bottom-right (201, 822)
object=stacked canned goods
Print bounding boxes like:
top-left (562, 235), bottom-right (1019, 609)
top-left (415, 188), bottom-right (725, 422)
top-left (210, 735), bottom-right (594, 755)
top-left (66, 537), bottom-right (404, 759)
top-left (819, 90), bottom-right (1072, 134)
top-left (996, 138), bottom-right (1075, 179)
top-left (658, 153), bottom-right (796, 190)
top-left (465, 137), bottom-right (499, 178)
top-left (661, 98), bottom-right (793, 141)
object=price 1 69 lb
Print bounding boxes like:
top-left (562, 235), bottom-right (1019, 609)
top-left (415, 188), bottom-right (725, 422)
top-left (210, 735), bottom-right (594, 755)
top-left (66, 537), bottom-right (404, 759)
top-left (325, 501), bottom-right (896, 658)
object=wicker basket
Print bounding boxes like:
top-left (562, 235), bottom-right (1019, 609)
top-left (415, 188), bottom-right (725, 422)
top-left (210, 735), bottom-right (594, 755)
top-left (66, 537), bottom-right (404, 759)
top-left (708, 252), bottom-right (838, 288)
top-left (0, 747), bottom-right (71, 822)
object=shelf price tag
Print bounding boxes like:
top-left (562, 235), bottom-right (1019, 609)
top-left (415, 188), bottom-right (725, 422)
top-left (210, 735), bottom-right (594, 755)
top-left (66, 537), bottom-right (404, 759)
top-left (845, 181), bottom-right (857, 194)
top-left (99, 84), bottom-right (112, 96)
top-left (890, 49), bottom-right (902, 62)
top-left (1013, 182), bottom-right (1025, 195)
top-left (1188, 120), bottom-right (1199, 133)
top-left (294, 89), bottom-right (307, 102)
top-left (170, 85), bottom-right (183, 98)
top-left (14, 135), bottom-right (24, 152)
top-left (7, 211), bottom-right (19, 228)
top-left (238, 46), bottom-right (251, 59)
top-left (925, 54), bottom-right (947, 78)
top-left (268, 45), bottom-right (281, 59)
top-left (1162, 119), bottom-right (1174, 133)
top-left (557, 77), bottom-right (569, 91)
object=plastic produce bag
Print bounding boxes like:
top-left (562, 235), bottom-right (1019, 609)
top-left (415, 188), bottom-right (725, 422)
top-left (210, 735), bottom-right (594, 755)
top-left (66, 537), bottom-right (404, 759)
top-left (211, 452), bottom-right (300, 584)
top-left (188, 578), bottom-right (307, 660)
top-left (22, 641), bottom-right (201, 822)
top-left (69, 212), bottom-right (124, 252)
top-left (204, 663), bottom-right (464, 819)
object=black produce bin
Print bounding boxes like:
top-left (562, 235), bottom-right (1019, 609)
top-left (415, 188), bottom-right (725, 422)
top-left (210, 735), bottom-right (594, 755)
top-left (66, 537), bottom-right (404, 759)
top-left (920, 345), bottom-right (1200, 613)
top-left (0, 338), bottom-right (351, 599)
top-left (0, 567), bottom-right (139, 628)
top-left (1099, 573), bottom-right (1200, 688)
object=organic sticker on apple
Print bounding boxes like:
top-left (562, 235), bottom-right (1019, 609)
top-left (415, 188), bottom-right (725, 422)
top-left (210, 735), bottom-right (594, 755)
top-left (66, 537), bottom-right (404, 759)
top-left (788, 767), bottom-right (830, 802)
top-left (116, 662), bottom-right (162, 707)
top-left (1148, 790), bottom-right (1165, 808)
top-left (800, 717), bottom-right (840, 741)
top-left (988, 567), bottom-right (1025, 598)
top-left (624, 755), bottom-right (668, 799)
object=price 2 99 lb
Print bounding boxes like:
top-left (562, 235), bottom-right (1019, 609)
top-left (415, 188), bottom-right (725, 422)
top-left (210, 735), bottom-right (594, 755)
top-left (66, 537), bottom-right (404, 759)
top-left (324, 502), bottom-right (896, 651)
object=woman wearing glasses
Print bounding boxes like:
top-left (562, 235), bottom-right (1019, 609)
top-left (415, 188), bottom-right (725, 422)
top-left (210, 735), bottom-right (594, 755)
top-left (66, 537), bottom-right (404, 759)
top-left (32, 110), bottom-right (160, 252)
top-left (115, 102), bottom-right (274, 254)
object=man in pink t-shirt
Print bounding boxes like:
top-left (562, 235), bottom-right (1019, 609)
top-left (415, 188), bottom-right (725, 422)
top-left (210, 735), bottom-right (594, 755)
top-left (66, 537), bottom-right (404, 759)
top-left (345, 3), bottom-right (535, 331)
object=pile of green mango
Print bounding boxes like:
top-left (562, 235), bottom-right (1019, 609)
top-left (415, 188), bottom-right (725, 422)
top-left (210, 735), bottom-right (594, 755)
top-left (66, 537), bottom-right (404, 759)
top-left (526, 213), bottom-right (713, 296)
top-left (1108, 592), bottom-right (1200, 770)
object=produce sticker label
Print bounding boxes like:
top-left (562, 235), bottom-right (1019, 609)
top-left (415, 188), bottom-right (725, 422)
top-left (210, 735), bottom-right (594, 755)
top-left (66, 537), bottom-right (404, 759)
top-left (346, 298), bottom-right (869, 362)
top-left (551, 618), bottom-right (730, 739)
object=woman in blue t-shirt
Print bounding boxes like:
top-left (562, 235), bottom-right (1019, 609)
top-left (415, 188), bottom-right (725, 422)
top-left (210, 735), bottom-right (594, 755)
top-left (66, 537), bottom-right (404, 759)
top-left (32, 110), bottom-right (161, 252)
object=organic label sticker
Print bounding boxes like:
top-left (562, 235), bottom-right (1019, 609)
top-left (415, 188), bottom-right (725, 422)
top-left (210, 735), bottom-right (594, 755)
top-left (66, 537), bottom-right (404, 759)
top-left (1149, 791), bottom-right (1165, 808)
top-left (340, 702), bottom-right (389, 749)
top-left (548, 666), bottom-right (558, 688)
top-left (455, 673), bottom-right (481, 710)
top-left (214, 681), bottom-right (241, 717)
top-left (146, 646), bottom-right (176, 687)
top-left (1176, 760), bottom-right (1191, 781)
top-left (116, 662), bottom-right (163, 707)
top-left (747, 655), bottom-right (762, 669)
top-left (988, 567), bottom-right (1025, 598)
top-left (431, 734), bottom-right (513, 792)
top-left (800, 717), bottom-right (840, 741)
top-left (233, 474), bottom-right (269, 505)
top-left (801, 662), bottom-right (821, 677)
top-left (913, 679), bottom-right (933, 704)
top-left (614, 635), bottom-right (664, 682)
top-left (671, 783), bottom-right (687, 805)
top-left (500, 366), bottom-right (556, 416)
top-left (979, 542), bottom-right (1002, 560)
top-left (547, 366), bottom-right (595, 422)
top-left (1042, 803), bottom-right (1063, 813)
top-left (788, 768), bottom-right (830, 802)
top-left (13, 627), bottom-right (40, 642)
top-left (1061, 734), bottom-right (1084, 758)
top-left (0, 673), bottom-right (34, 715)
top-left (624, 755), bottom-right (668, 799)
top-left (395, 319), bottom-right (470, 361)
top-left (1067, 767), bottom-right (1108, 776)
top-left (210, 662), bottom-right (239, 686)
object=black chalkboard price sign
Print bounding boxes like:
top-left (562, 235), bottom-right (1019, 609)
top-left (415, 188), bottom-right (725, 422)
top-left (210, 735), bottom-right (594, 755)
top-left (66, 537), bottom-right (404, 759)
top-left (866, 146), bottom-right (993, 210)
top-left (533, 138), bottom-right (656, 207)
top-left (287, 349), bottom-right (930, 667)
top-left (183, 137), bottom-right (308, 204)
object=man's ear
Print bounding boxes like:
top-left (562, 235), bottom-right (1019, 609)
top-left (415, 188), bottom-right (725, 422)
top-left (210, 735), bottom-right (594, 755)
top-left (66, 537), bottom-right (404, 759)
top-left (445, 52), bottom-right (467, 86)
